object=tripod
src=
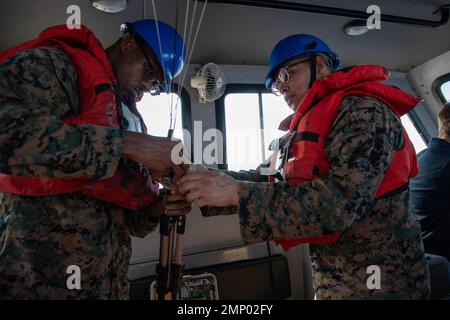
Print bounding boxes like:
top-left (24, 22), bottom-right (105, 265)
top-left (154, 213), bottom-right (186, 300)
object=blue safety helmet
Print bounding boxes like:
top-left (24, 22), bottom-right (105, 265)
top-left (265, 34), bottom-right (339, 89)
top-left (127, 19), bottom-right (186, 82)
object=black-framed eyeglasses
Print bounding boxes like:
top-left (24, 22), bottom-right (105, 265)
top-left (136, 40), bottom-right (164, 96)
top-left (271, 57), bottom-right (311, 96)
top-left (124, 22), bottom-right (164, 96)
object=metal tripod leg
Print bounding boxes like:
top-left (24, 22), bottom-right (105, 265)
top-left (155, 214), bottom-right (172, 300)
top-left (171, 215), bottom-right (186, 298)
top-left (155, 214), bottom-right (186, 300)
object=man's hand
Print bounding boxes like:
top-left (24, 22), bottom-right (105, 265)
top-left (178, 170), bottom-right (241, 208)
top-left (149, 190), bottom-right (192, 219)
top-left (185, 164), bottom-right (210, 174)
top-left (123, 132), bottom-right (186, 182)
top-left (163, 190), bottom-right (192, 216)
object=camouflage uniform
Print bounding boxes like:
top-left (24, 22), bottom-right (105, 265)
top-left (0, 47), bottom-right (159, 299)
top-left (205, 96), bottom-right (431, 299)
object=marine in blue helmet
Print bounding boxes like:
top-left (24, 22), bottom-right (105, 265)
top-left (264, 34), bottom-right (339, 110)
top-left (178, 34), bottom-right (430, 299)
top-left (0, 20), bottom-right (190, 299)
top-left (109, 20), bottom-right (185, 100)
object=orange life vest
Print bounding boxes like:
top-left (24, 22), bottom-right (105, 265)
top-left (0, 25), bottom-right (159, 210)
top-left (269, 65), bottom-right (420, 251)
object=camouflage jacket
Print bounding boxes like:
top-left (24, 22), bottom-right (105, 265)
top-left (0, 47), bottom-right (159, 299)
top-left (206, 95), bottom-right (431, 300)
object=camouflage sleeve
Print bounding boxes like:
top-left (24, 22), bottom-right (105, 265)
top-left (0, 47), bottom-right (124, 180)
top-left (123, 203), bottom-right (160, 238)
top-left (223, 165), bottom-right (268, 182)
top-left (201, 163), bottom-right (269, 216)
top-left (213, 96), bottom-right (403, 243)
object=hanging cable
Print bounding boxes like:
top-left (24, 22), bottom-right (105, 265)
top-left (151, 0), bottom-right (168, 89)
top-left (143, 0), bottom-right (146, 19)
top-left (177, 0), bottom-right (208, 100)
top-left (169, 0), bottom-right (183, 138)
top-left (172, 0), bottom-right (191, 135)
top-left (172, 0), bottom-right (181, 96)
top-left (149, 0), bottom-right (209, 139)
top-left (169, 0), bottom-right (181, 136)
top-left (173, 0), bottom-right (209, 137)
top-left (185, 1), bottom-right (199, 67)
top-left (170, 0), bottom-right (198, 137)
top-left (151, 0), bottom-right (172, 131)
top-left (178, 0), bottom-right (191, 99)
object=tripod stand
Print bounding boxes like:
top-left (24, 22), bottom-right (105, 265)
top-left (154, 213), bottom-right (186, 300)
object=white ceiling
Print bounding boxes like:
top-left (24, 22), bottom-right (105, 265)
top-left (1, 0), bottom-right (450, 71)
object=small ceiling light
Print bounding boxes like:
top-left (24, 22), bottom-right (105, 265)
top-left (343, 19), bottom-right (369, 36)
top-left (91, 0), bottom-right (127, 14)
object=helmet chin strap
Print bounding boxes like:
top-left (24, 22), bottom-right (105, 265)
top-left (309, 53), bottom-right (316, 89)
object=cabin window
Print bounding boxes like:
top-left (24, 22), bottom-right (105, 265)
top-left (217, 85), bottom-right (292, 171)
top-left (137, 87), bottom-right (192, 160)
top-left (439, 80), bottom-right (450, 103)
top-left (434, 74), bottom-right (450, 105)
top-left (400, 115), bottom-right (427, 153)
top-left (137, 93), bottom-right (183, 138)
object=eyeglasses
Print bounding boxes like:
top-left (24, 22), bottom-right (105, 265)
top-left (144, 63), bottom-right (163, 96)
top-left (122, 23), bottom-right (165, 96)
top-left (271, 57), bottom-right (310, 96)
top-left (136, 36), bottom-right (164, 96)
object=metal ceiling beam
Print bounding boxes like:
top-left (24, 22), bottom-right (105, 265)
top-left (199, 0), bottom-right (450, 28)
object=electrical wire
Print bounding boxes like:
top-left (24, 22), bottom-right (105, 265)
top-left (171, 0), bottom-right (209, 134)
top-left (150, 0), bottom-right (209, 139)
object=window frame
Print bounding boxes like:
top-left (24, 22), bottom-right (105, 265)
top-left (404, 110), bottom-right (431, 146)
top-left (215, 84), bottom-right (271, 170)
top-left (432, 73), bottom-right (450, 106)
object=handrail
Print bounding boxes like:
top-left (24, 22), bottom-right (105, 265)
top-left (199, 0), bottom-right (450, 28)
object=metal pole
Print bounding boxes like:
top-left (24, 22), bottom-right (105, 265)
top-left (199, 0), bottom-right (450, 28)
